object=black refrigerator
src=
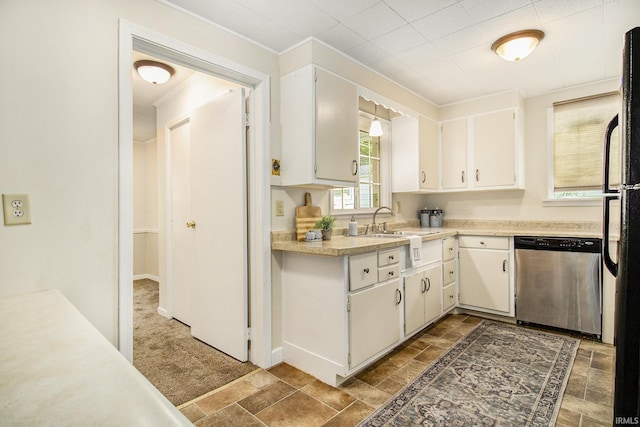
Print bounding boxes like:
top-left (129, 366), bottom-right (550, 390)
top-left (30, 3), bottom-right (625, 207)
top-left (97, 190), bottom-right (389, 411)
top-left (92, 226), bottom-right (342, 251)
top-left (603, 26), bottom-right (640, 424)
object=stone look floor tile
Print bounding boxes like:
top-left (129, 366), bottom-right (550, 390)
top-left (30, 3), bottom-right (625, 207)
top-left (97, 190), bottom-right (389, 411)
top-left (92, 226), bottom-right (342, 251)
top-left (321, 401), bottom-right (375, 427)
top-left (338, 378), bottom-right (391, 408)
top-left (302, 380), bottom-right (356, 411)
top-left (196, 381), bottom-right (260, 414)
top-left (179, 403), bottom-right (206, 423)
top-left (268, 363), bottom-right (316, 388)
top-left (195, 403), bottom-right (264, 427)
top-left (237, 380), bottom-right (296, 414)
top-left (256, 390), bottom-right (337, 427)
top-left (183, 314), bottom-right (613, 427)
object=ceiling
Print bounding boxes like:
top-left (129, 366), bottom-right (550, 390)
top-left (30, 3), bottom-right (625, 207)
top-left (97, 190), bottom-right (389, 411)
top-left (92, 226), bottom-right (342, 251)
top-left (157, 0), bottom-right (638, 107)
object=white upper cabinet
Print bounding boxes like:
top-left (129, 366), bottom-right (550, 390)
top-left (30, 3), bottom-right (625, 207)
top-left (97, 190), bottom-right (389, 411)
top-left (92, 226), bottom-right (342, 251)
top-left (281, 64), bottom-right (359, 187)
top-left (441, 108), bottom-right (524, 192)
top-left (441, 118), bottom-right (468, 190)
top-left (391, 115), bottom-right (439, 192)
top-left (472, 109), bottom-right (517, 188)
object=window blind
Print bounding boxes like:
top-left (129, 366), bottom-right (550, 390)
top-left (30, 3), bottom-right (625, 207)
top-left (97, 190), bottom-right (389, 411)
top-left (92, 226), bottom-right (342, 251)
top-left (553, 92), bottom-right (620, 191)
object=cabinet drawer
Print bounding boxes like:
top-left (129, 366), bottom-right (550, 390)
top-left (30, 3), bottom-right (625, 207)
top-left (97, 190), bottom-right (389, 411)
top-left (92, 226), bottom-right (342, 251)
top-left (378, 248), bottom-right (400, 267)
top-left (349, 252), bottom-right (378, 291)
top-left (443, 259), bottom-right (456, 285)
top-left (459, 235), bottom-right (509, 250)
top-left (443, 283), bottom-right (456, 312)
top-left (442, 237), bottom-right (456, 261)
top-left (379, 265), bottom-right (400, 282)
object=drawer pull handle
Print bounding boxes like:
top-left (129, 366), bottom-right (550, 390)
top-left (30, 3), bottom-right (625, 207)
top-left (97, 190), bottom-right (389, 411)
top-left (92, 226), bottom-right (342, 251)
top-left (396, 289), bottom-right (402, 305)
top-left (476, 169), bottom-right (479, 181)
top-left (461, 170), bottom-right (465, 183)
top-left (480, 241), bottom-right (485, 245)
top-left (389, 255), bottom-right (394, 261)
top-left (421, 171), bottom-right (426, 183)
top-left (364, 268), bottom-right (369, 274)
top-left (388, 271), bottom-right (394, 277)
top-left (502, 260), bottom-right (507, 272)
top-left (449, 270), bottom-right (454, 276)
top-left (421, 278), bottom-right (426, 293)
top-left (352, 160), bottom-right (358, 176)
top-left (425, 277), bottom-right (431, 292)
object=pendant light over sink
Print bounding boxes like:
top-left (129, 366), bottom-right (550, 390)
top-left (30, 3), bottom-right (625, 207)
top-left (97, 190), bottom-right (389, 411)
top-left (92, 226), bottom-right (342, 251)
top-left (369, 104), bottom-right (383, 137)
top-left (491, 29), bottom-right (545, 62)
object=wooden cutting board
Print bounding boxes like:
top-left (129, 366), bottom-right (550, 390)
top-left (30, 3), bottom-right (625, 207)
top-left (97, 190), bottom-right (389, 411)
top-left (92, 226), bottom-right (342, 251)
top-left (295, 192), bottom-right (322, 241)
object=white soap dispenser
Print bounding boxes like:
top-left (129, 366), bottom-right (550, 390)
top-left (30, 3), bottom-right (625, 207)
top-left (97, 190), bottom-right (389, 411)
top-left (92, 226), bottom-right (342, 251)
top-left (349, 216), bottom-right (358, 236)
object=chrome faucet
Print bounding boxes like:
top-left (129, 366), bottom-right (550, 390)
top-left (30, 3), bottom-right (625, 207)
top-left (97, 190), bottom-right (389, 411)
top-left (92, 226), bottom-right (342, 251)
top-left (371, 206), bottom-right (394, 233)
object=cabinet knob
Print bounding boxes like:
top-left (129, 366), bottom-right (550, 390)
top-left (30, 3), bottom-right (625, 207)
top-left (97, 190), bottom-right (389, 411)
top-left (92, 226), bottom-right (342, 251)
top-left (388, 271), bottom-right (394, 277)
top-left (389, 255), bottom-right (394, 261)
top-left (363, 268), bottom-right (369, 274)
top-left (186, 221), bottom-right (196, 229)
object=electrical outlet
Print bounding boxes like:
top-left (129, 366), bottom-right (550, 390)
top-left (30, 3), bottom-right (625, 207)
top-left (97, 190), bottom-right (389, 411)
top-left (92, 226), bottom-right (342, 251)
top-left (275, 200), bottom-right (285, 216)
top-left (2, 194), bottom-right (31, 226)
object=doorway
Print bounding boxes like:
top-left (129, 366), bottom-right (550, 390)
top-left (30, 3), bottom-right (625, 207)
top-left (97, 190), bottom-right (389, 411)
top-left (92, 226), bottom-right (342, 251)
top-left (119, 21), bottom-right (272, 372)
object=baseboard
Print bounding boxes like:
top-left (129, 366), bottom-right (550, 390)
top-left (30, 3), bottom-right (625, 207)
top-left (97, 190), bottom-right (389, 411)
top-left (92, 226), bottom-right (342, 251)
top-left (271, 346), bottom-right (283, 365)
top-left (133, 274), bottom-right (159, 282)
top-left (157, 306), bottom-right (170, 319)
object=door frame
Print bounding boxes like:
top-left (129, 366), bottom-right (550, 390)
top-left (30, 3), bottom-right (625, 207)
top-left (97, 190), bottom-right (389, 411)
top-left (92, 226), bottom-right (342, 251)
top-left (118, 21), bottom-right (272, 368)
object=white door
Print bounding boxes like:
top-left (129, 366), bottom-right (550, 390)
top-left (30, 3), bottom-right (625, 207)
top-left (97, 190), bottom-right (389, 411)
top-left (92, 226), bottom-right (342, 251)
top-left (189, 89), bottom-right (249, 361)
top-left (169, 121), bottom-right (194, 325)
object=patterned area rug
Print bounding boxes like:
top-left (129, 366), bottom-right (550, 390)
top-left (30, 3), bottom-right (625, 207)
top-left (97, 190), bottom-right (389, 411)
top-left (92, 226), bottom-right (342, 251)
top-left (359, 320), bottom-right (579, 426)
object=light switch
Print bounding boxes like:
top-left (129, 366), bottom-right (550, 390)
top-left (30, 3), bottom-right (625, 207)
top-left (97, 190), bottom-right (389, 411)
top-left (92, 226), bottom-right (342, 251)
top-left (2, 194), bottom-right (32, 226)
top-left (275, 200), bottom-right (285, 216)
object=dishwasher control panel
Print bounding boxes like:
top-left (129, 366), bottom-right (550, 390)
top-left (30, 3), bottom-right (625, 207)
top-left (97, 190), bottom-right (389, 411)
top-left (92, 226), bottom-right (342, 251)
top-left (514, 236), bottom-right (602, 253)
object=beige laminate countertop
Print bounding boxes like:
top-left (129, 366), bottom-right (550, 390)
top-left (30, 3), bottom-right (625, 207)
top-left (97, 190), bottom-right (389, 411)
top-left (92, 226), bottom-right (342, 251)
top-left (271, 222), bottom-right (603, 256)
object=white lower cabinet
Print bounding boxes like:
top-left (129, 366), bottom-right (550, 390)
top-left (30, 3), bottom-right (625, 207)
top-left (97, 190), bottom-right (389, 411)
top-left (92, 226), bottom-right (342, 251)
top-left (458, 236), bottom-right (513, 315)
top-left (349, 279), bottom-right (401, 367)
top-left (404, 264), bottom-right (442, 335)
top-left (281, 249), bottom-right (402, 386)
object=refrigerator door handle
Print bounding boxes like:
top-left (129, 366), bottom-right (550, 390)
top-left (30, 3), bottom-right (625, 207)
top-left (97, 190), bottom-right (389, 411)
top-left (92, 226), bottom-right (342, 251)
top-left (602, 114), bottom-right (619, 277)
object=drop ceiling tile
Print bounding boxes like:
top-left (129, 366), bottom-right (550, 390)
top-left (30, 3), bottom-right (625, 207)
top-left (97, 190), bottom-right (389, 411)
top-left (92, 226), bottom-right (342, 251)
top-left (342, 2), bottom-right (406, 40)
top-left (412, 57), bottom-right (469, 86)
top-left (432, 26), bottom-right (489, 55)
top-left (316, 24), bottom-right (366, 51)
top-left (393, 42), bottom-right (445, 68)
top-left (475, 4), bottom-right (541, 43)
top-left (164, 0), bottom-right (223, 18)
top-left (384, 0), bottom-right (458, 22)
top-left (459, 0), bottom-right (533, 25)
top-left (236, 0), bottom-right (302, 20)
top-left (532, 0), bottom-right (603, 24)
top-left (370, 25), bottom-right (426, 56)
top-left (248, 20), bottom-right (302, 51)
top-left (345, 41), bottom-right (390, 65)
top-left (205, 0), bottom-right (271, 37)
top-left (309, 0), bottom-right (380, 21)
top-left (275, 1), bottom-right (338, 36)
top-left (411, 3), bottom-right (475, 40)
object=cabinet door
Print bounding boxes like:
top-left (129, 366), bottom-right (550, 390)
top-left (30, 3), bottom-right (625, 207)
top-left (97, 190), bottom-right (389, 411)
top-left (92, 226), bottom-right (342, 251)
top-left (315, 67), bottom-right (358, 183)
top-left (441, 118), bottom-right (468, 189)
top-left (350, 279), bottom-right (401, 368)
top-left (459, 248), bottom-right (510, 313)
top-left (423, 264), bottom-right (442, 324)
top-left (473, 110), bottom-right (515, 187)
top-left (404, 271), bottom-right (426, 335)
top-left (419, 116), bottom-right (439, 190)
top-left (442, 237), bottom-right (456, 261)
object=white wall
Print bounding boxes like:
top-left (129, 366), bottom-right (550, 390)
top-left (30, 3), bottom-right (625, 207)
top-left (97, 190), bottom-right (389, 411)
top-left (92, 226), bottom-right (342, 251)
top-left (133, 139), bottom-right (158, 279)
top-left (0, 0), bottom-right (279, 345)
top-left (424, 79), bottom-right (620, 222)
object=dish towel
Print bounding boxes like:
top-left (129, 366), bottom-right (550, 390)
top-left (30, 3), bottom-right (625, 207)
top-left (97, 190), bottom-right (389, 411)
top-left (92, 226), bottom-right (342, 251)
top-left (409, 236), bottom-right (422, 268)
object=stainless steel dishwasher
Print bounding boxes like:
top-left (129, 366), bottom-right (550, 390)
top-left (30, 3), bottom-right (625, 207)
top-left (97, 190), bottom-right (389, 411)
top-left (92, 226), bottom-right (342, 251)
top-left (514, 236), bottom-right (602, 338)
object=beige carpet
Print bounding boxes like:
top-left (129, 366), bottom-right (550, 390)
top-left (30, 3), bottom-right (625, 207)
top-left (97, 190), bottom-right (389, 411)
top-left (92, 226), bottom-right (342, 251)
top-left (133, 279), bottom-right (257, 406)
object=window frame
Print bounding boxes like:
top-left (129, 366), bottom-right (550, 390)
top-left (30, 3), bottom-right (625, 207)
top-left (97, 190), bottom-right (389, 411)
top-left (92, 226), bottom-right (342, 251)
top-left (330, 112), bottom-right (391, 217)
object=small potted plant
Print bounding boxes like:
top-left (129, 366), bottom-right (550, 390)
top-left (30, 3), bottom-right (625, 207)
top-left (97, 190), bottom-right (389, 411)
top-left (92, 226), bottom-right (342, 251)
top-left (315, 215), bottom-right (336, 241)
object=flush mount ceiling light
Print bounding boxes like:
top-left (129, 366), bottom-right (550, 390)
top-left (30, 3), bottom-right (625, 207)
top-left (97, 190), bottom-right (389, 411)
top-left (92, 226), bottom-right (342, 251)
top-left (491, 29), bottom-right (545, 62)
top-left (134, 60), bottom-right (175, 84)
top-left (369, 104), bottom-right (383, 137)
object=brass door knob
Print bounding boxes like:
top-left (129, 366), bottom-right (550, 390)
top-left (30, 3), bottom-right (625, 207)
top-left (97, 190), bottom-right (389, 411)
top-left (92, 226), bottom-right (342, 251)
top-left (186, 221), bottom-right (196, 229)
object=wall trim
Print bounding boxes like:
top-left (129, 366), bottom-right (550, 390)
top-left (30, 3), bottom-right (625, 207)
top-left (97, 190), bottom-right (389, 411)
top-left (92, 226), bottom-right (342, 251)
top-left (271, 346), bottom-right (283, 365)
top-left (133, 274), bottom-right (160, 282)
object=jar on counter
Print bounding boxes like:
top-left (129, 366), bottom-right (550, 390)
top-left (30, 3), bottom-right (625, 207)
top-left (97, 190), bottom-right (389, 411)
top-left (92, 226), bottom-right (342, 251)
top-left (419, 208), bottom-right (431, 228)
top-left (430, 208), bottom-right (444, 227)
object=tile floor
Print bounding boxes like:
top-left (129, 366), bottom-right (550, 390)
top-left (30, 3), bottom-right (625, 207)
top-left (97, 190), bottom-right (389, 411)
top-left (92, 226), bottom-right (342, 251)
top-left (178, 314), bottom-right (614, 426)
